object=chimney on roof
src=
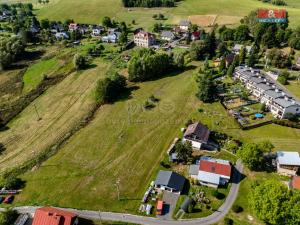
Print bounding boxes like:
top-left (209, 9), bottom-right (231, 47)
top-left (264, 78), bottom-right (267, 82)
top-left (275, 89), bottom-right (279, 93)
top-left (256, 72), bottom-right (259, 75)
top-left (285, 96), bottom-right (289, 101)
top-left (272, 85), bottom-right (276, 88)
top-left (292, 100), bottom-right (296, 104)
top-left (282, 92), bottom-right (285, 96)
top-left (266, 82), bottom-right (270, 85)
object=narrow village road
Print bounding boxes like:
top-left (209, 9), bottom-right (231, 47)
top-left (13, 160), bottom-right (244, 225)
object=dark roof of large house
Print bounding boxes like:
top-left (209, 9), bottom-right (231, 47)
top-left (161, 31), bottom-right (175, 39)
top-left (225, 53), bottom-right (235, 64)
top-left (154, 170), bottom-right (186, 192)
top-left (199, 158), bottom-right (232, 177)
top-left (184, 122), bottom-right (210, 142)
top-left (32, 207), bottom-right (77, 225)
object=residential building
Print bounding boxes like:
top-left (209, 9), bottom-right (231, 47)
top-left (266, 70), bottom-right (279, 81)
top-left (290, 176), bottom-right (300, 190)
top-left (102, 32), bottom-right (120, 43)
top-left (191, 31), bottom-right (201, 41)
top-left (189, 157), bottom-right (232, 188)
top-left (232, 44), bottom-right (252, 54)
top-left (108, 27), bottom-right (120, 35)
top-left (68, 23), bottom-right (78, 32)
top-left (179, 20), bottom-right (191, 31)
top-left (234, 66), bottom-right (300, 119)
top-left (161, 31), bottom-right (175, 41)
top-left (32, 207), bottom-right (78, 225)
top-left (55, 32), bottom-right (69, 39)
top-left (183, 122), bottom-right (210, 150)
top-left (134, 31), bottom-right (156, 48)
top-left (277, 151), bottom-right (300, 176)
top-left (91, 25), bottom-right (104, 37)
top-left (225, 53), bottom-right (235, 67)
top-left (154, 170), bottom-right (186, 194)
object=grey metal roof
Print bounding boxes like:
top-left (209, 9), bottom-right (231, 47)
top-left (188, 165), bottom-right (199, 176)
top-left (154, 171), bottom-right (186, 192)
top-left (264, 90), bottom-right (283, 99)
top-left (179, 20), bottom-right (190, 26)
top-left (277, 151), bottom-right (300, 166)
top-left (161, 31), bottom-right (175, 39)
top-left (248, 76), bottom-right (265, 84)
top-left (197, 171), bottom-right (220, 185)
top-left (273, 97), bottom-right (299, 108)
top-left (256, 83), bottom-right (273, 91)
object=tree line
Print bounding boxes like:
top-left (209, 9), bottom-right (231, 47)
top-left (122, 0), bottom-right (176, 7)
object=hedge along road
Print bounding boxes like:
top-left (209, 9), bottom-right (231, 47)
top-left (10, 160), bottom-right (243, 225)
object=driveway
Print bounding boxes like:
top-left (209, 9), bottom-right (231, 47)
top-left (11, 160), bottom-right (244, 225)
top-left (158, 191), bottom-right (179, 220)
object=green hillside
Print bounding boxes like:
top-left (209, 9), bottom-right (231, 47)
top-left (1, 0), bottom-right (300, 28)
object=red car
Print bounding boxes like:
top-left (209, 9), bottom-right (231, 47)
top-left (3, 195), bottom-right (14, 204)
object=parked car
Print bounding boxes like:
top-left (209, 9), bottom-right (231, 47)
top-left (3, 195), bottom-right (14, 204)
top-left (156, 200), bottom-right (164, 215)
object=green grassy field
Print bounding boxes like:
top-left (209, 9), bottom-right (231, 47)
top-left (22, 58), bottom-right (59, 92)
top-left (2, 0), bottom-right (300, 29)
top-left (285, 80), bottom-right (300, 100)
top-left (12, 61), bottom-right (300, 213)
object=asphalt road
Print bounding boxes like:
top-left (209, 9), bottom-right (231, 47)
top-left (13, 160), bottom-right (244, 225)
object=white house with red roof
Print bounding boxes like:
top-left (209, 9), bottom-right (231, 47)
top-left (68, 23), bottom-right (78, 32)
top-left (189, 157), bottom-right (232, 188)
top-left (134, 31), bottom-right (156, 48)
top-left (183, 122), bottom-right (210, 150)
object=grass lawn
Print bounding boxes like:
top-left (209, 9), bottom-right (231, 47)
top-left (3, 0), bottom-right (300, 29)
top-left (285, 80), bottom-right (300, 100)
top-left (22, 58), bottom-right (59, 93)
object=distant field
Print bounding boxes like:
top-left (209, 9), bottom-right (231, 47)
top-left (2, 0), bottom-right (300, 29)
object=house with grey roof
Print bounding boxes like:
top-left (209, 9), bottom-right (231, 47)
top-left (232, 44), bottom-right (252, 54)
top-left (154, 171), bottom-right (186, 194)
top-left (234, 66), bottom-right (300, 119)
top-left (277, 151), bottom-right (300, 176)
top-left (179, 20), bottom-right (191, 31)
top-left (161, 31), bottom-right (175, 41)
top-left (183, 122), bottom-right (210, 150)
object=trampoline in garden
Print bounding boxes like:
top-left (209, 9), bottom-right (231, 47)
top-left (255, 113), bottom-right (264, 118)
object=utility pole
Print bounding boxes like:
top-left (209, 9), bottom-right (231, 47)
top-left (33, 104), bottom-right (41, 121)
top-left (115, 178), bottom-right (120, 201)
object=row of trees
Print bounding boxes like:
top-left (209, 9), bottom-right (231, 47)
top-left (122, 0), bottom-right (176, 7)
top-left (259, 0), bottom-right (287, 6)
top-left (0, 36), bottom-right (25, 70)
top-left (128, 48), bottom-right (185, 82)
top-left (189, 31), bottom-right (217, 60)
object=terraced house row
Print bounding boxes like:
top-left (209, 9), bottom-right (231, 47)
top-left (234, 66), bottom-right (300, 119)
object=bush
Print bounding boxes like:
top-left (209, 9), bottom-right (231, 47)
top-left (144, 100), bottom-right (155, 110)
top-left (73, 54), bottom-right (89, 70)
top-left (0, 176), bottom-right (25, 190)
top-left (224, 217), bottom-right (233, 225)
top-left (0, 209), bottom-right (18, 225)
top-left (232, 204), bottom-right (243, 213)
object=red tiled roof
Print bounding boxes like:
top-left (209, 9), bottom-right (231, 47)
top-left (199, 160), bottom-right (232, 177)
top-left (32, 207), bottom-right (77, 225)
top-left (292, 176), bottom-right (300, 190)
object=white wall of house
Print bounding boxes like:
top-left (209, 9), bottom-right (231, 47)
top-left (183, 138), bottom-right (202, 150)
